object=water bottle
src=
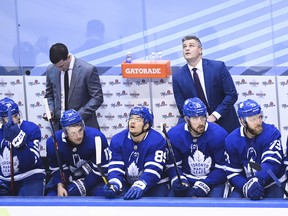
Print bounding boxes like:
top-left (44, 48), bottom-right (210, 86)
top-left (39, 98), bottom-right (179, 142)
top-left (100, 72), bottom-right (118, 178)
top-left (157, 52), bottom-right (162, 60)
top-left (150, 52), bottom-right (156, 62)
top-left (125, 51), bottom-right (133, 63)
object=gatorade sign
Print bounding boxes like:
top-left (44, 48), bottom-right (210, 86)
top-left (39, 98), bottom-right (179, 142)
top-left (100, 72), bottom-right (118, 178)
top-left (121, 60), bottom-right (171, 78)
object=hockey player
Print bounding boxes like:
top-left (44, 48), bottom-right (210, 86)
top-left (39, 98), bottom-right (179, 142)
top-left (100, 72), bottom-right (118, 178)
top-left (103, 106), bottom-right (169, 200)
top-left (225, 99), bottom-right (286, 199)
top-left (0, 97), bottom-right (45, 196)
top-left (46, 109), bottom-right (109, 196)
top-left (166, 97), bottom-right (228, 197)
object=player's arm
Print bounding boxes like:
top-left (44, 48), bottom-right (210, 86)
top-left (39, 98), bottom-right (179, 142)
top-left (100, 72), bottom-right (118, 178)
top-left (138, 139), bottom-right (167, 188)
top-left (256, 132), bottom-right (283, 180)
top-left (201, 137), bottom-right (227, 187)
top-left (225, 137), bottom-right (247, 191)
top-left (106, 137), bottom-right (125, 190)
top-left (12, 124), bottom-right (42, 169)
top-left (81, 135), bottom-right (110, 190)
top-left (46, 136), bottom-right (69, 185)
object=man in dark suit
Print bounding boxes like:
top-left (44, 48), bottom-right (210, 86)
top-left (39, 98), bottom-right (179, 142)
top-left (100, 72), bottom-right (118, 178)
top-left (172, 35), bottom-right (239, 133)
top-left (45, 43), bottom-right (103, 131)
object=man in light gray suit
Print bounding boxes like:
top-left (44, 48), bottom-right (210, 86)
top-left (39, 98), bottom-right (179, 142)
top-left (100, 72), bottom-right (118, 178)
top-left (45, 43), bottom-right (103, 131)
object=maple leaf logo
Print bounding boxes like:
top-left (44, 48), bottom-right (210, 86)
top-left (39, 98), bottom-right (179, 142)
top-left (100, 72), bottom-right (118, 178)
top-left (188, 150), bottom-right (211, 177)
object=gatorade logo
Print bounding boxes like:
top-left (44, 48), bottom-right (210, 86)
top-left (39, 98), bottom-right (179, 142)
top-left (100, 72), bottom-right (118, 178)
top-left (121, 60), bottom-right (170, 78)
top-left (125, 68), bottom-right (161, 74)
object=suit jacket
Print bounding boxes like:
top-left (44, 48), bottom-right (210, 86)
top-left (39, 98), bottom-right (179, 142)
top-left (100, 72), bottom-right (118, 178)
top-left (172, 58), bottom-right (240, 133)
top-left (45, 58), bottom-right (103, 131)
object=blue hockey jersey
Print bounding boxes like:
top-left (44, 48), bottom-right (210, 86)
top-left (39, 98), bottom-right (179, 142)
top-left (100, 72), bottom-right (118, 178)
top-left (166, 122), bottom-right (228, 187)
top-left (107, 128), bottom-right (168, 190)
top-left (0, 120), bottom-right (45, 183)
top-left (225, 122), bottom-right (286, 191)
top-left (46, 126), bottom-right (109, 190)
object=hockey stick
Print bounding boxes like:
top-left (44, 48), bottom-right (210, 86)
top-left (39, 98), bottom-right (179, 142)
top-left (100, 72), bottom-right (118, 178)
top-left (249, 161), bottom-right (262, 172)
top-left (267, 169), bottom-right (288, 197)
top-left (95, 136), bottom-right (115, 191)
top-left (161, 123), bottom-right (185, 185)
top-left (43, 98), bottom-right (67, 187)
top-left (7, 107), bottom-right (14, 196)
top-left (249, 162), bottom-right (288, 197)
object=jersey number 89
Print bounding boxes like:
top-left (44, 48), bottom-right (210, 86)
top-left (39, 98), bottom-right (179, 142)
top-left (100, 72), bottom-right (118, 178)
top-left (154, 150), bottom-right (166, 163)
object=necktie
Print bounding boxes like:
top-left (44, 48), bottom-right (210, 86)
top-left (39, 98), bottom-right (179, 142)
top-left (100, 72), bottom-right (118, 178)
top-left (192, 68), bottom-right (211, 114)
top-left (64, 70), bottom-right (69, 110)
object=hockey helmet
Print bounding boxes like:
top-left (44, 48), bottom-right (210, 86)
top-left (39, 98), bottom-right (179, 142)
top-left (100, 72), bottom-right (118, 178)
top-left (183, 97), bottom-right (207, 117)
top-left (237, 99), bottom-right (262, 118)
top-left (0, 97), bottom-right (19, 118)
top-left (60, 109), bottom-right (83, 128)
top-left (129, 106), bottom-right (154, 128)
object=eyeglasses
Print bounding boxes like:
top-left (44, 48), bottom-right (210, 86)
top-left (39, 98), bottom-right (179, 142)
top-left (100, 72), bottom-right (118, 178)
top-left (128, 117), bottom-right (143, 122)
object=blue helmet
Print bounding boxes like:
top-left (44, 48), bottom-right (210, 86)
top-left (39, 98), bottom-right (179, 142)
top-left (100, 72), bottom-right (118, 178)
top-left (183, 97), bottom-right (207, 117)
top-left (237, 99), bottom-right (262, 118)
top-left (129, 106), bottom-right (154, 128)
top-left (60, 109), bottom-right (83, 128)
top-left (0, 97), bottom-right (19, 118)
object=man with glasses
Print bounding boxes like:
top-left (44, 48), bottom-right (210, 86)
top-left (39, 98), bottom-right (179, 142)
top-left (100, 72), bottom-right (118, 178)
top-left (225, 99), bottom-right (286, 199)
top-left (166, 97), bottom-right (228, 197)
top-left (44, 43), bottom-right (103, 131)
top-left (45, 109), bottom-right (109, 196)
top-left (103, 106), bottom-right (170, 200)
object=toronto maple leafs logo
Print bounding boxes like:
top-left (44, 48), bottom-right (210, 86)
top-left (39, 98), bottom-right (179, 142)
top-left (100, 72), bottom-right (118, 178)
top-left (0, 146), bottom-right (19, 177)
top-left (127, 161), bottom-right (142, 185)
top-left (188, 150), bottom-right (211, 176)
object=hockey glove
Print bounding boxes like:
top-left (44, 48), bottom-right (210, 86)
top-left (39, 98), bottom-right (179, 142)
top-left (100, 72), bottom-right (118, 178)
top-left (172, 177), bottom-right (190, 197)
top-left (67, 179), bottom-right (87, 196)
top-left (0, 180), bottom-right (9, 196)
top-left (124, 180), bottom-right (147, 200)
top-left (3, 123), bottom-right (26, 148)
top-left (81, 162), bottom-right (93, 175)
top-left (191, 181), bottom-right (210, 197)
top-left (103, 183), bottom-right (121, 198)
top-left (243, 177), bottom-right (264, 200)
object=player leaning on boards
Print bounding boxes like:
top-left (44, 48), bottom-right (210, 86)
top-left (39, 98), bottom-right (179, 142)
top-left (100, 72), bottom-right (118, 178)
top-left (0, 97), bottom-right (45, 196)
top-left (45, 109), bottom-right (109, 196)
top-left (103, 106), bottom-right (170, 200)
top-left (225, 99), bottom-right (287, 199)
top-left (166, 97), bottom-right (228, 197)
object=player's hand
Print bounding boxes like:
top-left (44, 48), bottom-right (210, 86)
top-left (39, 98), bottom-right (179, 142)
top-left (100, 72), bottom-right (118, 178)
top-left (124, 180), bottom-right (146, 200)
top-left (42, 112), bottom-right (54, 121)
top-left (172, 177), bottom-right (190, 197)
top-left (103, 183), bottom-right (121, 198)
top-left (67, 179), bottom-right (87, 196)
top-left (81, 162), bottom-right (93, 175)
top-left (3, 123), bottom-right (26, 148)
top-left (191, 181), bottom-right (210, 197)
top-left (243, 177), bottom-right (264, 200)
top-left (57, 183), bottom-right (68, 196)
